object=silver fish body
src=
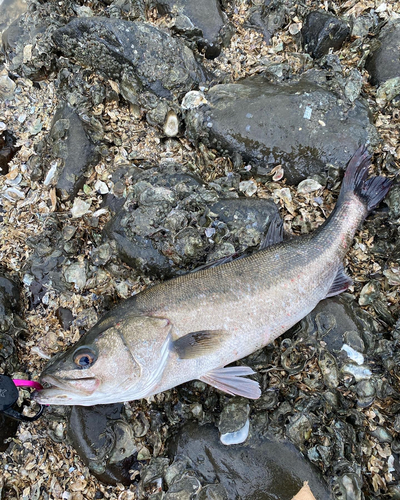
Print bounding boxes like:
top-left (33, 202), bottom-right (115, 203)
top-left (34, 147), bottom-right (391, 406)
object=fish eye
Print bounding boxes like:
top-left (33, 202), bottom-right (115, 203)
top-left (73, 347), bottom-right (97, 369)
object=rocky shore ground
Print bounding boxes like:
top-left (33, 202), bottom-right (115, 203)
top-left (0, 0), bottom-right (399, 499)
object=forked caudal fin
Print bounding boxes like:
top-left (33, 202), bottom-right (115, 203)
top-left (338, 146), bottom-right (392, 212)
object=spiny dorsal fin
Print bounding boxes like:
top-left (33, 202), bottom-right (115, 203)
top-left (260, 213), bottom-right (284, 250)
top-left (325, 264), bottom-right (353, 298)
top-left (200, 366), bottom-right (261, 399)
top-left (173, 330), bottom-right (227, 359)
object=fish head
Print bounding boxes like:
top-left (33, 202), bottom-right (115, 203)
top-left (33, 314), bottom-right (172, 406)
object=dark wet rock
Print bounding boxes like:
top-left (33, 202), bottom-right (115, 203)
top-left (52, 17), bottom-right (208, 103)
top-left (218, 398), bottom-right (249, 445)
top-left (303, 295), bottom-right (378, 356)
top-left (301, 11), bottom-right (350, 59)
top-left (55, 307), bottom-right (74, 330)
top-left (0, 130), bottom-right (19, 175)
top-left (167, 422), bottom-right (333, 499)
top-left (208, 198), bottom-right (279, 253)
top-left (44, 102), bottom-right (99, 201)
top-left (365, 20), bottom-right (400, 86)
top-left (104, 163), bottom-right (281, 278)
top-left (184, 77), bottom-right (377, 184)
top-left (68, 404), bottom-right (142, 485)
top-left (0, 413), bottom-right (19, 452)
top-left (1, 4), bottom-right (61, 80)
top-left (247, 0), bottom-right (295, 44)
top-left (0, 272), bottom-right (20, 322)
top-left (155, 0), bottom-right (233, 59)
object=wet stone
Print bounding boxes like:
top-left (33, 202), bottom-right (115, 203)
top-left (155, 0), bottom-right (232, 59)
top-left (184, 76), bottom-right (377, 184)
top-left (218, 398), bottom-right (250, 445)
top-left (68, 404), bottom-right (141, 485)
top-left (55, 307), bottom-right (74, 330)
top-left (46, 102), bottom-right (99, 201)
top-left (303, 295), bottom-right (378, 355)
top-left (301, 11), bottom-right (350, 59)
top-left (0, 413), bottom-right (19, 452)
top-left (168, 422), bottom-right (333, 499)
top-left (365, 20), bottom-right (400, 86)
top-left (52, 17), bottom-right (208, 102)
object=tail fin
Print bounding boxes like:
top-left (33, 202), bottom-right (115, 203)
top-left (338, 146), bottom-right (392, 212)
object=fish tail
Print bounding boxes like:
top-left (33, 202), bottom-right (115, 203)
top-left (338, 145), bottom-right (392, 212)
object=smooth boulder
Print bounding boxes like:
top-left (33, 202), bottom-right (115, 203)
top-left (184, 77), bottom-right (377, 184)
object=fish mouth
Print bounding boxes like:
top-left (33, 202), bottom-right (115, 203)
top-left (32, 374), bottom-right (100, 404)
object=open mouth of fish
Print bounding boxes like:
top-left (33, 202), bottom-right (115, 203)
top-left (34, 375), bottom-right (100, 401)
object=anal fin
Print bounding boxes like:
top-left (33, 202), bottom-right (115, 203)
top-left (325, 265), bottom-right (353, 298)
top-left (199, 366), bottom-right (261, 399)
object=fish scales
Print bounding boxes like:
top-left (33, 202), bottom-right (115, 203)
top-left (34, 147), bottom-right (391, 405)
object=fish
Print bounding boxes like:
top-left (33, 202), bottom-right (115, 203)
top-left (33, 146), bottom-right (391, 406)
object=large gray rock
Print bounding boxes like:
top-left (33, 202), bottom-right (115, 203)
top-left (52, 16), bottom-right (208, 101)
top-left (155, 0), bottom-right (232, 59)
top-left (184, 77), bottom-right (378, 184)
top-left (365, 20), bottom-right (400, 86)
top-left (68, 404), bottom-right (141, 485)
top-left (103, 163), bottom-right (280, 279)
top-left (168, 422), bottom-right (333, 499)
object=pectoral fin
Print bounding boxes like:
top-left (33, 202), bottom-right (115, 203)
top-left (199, 366), bottom-right (261, 399)
top-left (173, 330), bottom-right (227, 359)
top-left (325, 265), bottom-right (353, 298)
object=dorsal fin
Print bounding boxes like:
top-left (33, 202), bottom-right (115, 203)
top-left (260, 214), bottom-right (284, 250)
